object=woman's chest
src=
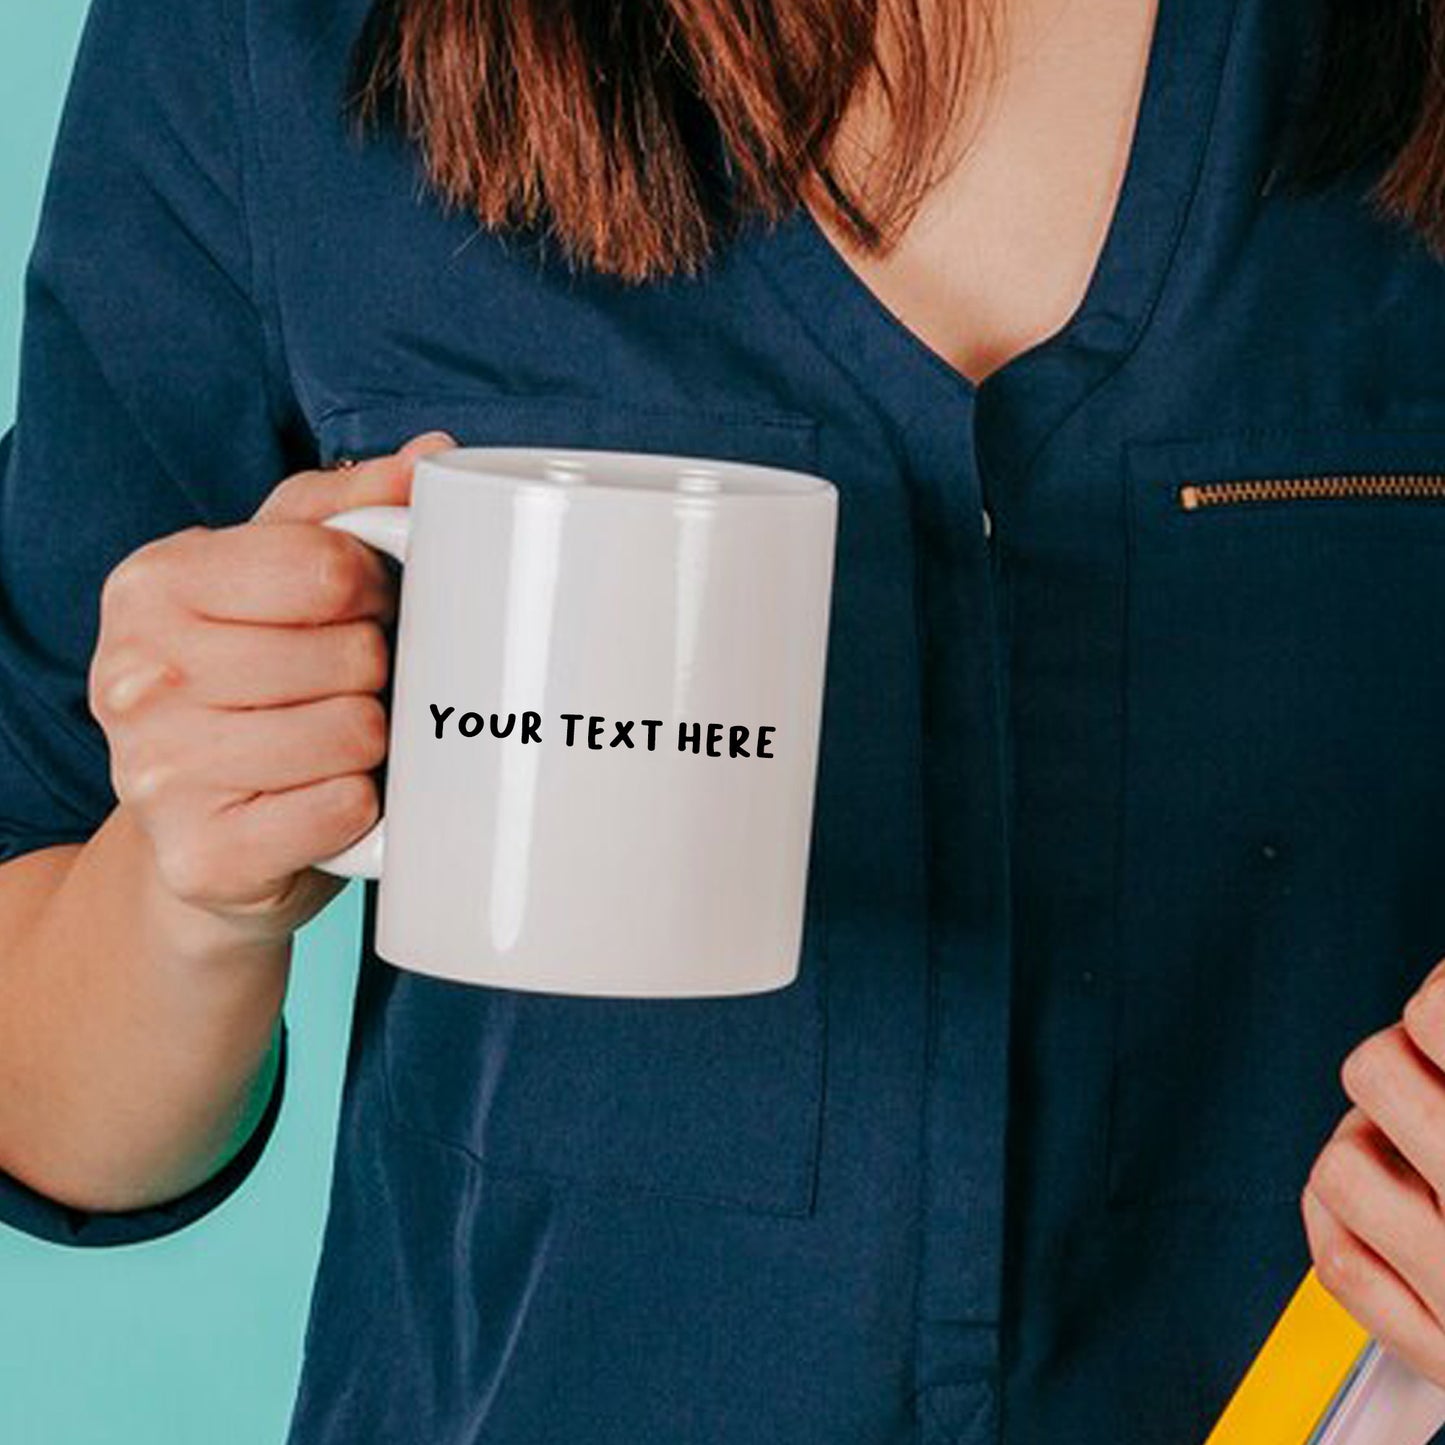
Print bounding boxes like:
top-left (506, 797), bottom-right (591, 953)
top-left (259, 5), bottom-right (1445, 1227)
top-left (254, 0), bottom-right (1445, 795)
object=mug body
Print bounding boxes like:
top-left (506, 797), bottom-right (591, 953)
top-left (373, 447), bottom-right (836, 997)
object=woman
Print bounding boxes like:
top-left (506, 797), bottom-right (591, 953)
top-left (1, 0), bottom-right (1443, 1440)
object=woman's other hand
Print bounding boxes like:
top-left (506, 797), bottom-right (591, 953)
top-left (1304, 960), bottom-right (1445, 1385)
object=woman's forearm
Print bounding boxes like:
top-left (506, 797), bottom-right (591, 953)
top-left (0, 804), bottom-right (289, 1214)
top-left (0, 444), bottom-right (457, 1216)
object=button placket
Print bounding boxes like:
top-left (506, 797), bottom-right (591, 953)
top-left (902, 420), bottom-right (1015, 1445)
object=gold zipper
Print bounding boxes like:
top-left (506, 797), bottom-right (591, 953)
top-left (1178, 473), bottom-right (1445, 512)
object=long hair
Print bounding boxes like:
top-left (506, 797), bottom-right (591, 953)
top-left (345, 0), bottom-right (1445, 283)
top-left (1280, 1), bottom-right (1445, 244)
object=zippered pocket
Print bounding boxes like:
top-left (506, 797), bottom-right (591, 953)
top-left (1110, 431), bottom-right (1445, 1209)
top-left (1179, 472), bottom-right (1445, 511)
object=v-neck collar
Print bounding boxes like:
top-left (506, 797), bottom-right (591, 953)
top-left (744, 0), bottom-right (1245, 466)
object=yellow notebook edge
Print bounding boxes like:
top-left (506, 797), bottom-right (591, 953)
top-left (1204, 1270), bottom-right (1371, 1445)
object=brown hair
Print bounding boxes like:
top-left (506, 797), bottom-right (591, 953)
top-left (346, 0), bottom-right (1445, 284)
top-left (345, 0), bottom-right (983, 282)
top-left (1280, 0), bottom-right (1445, 256)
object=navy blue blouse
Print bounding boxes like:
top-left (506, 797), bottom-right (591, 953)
top-left (5, 0), bottom-right (1445, 1440)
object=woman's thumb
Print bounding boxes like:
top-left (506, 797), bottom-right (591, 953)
top-left (253, 431), bottom-right (457, 523)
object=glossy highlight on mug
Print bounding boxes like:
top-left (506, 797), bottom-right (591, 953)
top-left (316, 446), bottom-right (837, 996)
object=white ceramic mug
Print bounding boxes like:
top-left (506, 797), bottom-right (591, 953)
top-left (313, 446), bottom-right (837, 998)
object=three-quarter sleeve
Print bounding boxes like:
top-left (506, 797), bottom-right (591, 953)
top-left (0, 0), bottom-right (313, 1244)
top-left (0, 1025), bottom-right (289, 1249)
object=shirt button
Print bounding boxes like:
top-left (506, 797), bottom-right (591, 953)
top-left (981, 507), bottom-right (994, 542)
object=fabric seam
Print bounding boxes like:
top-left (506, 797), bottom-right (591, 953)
top-left (228, 0), bottom-right (319, 442)
top-left (1012, 0), bottom-right (1248, 489)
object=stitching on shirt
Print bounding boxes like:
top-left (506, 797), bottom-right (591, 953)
top-left (379, 1013), bottom-right (826, 1220)
top-left (901, 474), bottom-right (943, 1406)
top-left (215, 0), bottom-right (258, 313)
top-left (798, 812), bottom-right (832, 1220)
top-left (228, 0), bottom-right (321, 443)
top-left (730, 226), bottom-right (935, 471)
top-left (993, 502), bottom-right (1023, 1382)
top-left (17, 272), bottom-right (212, 529)
top-left (1102, 426), bottom-right (1143, 1211)
top-left (1125, 421), bottom-right (1445, 462)
top-left (312, 391), bottom-right (821, 440)
top-left (378, 1103), bottom-right (820, 1220)
top-left (917, 1381), bottom-right (996, 1444)
top-left (1013, 0), bottom-right (1249, 488)
top-left (374, 935), bottom-right (831, 1222)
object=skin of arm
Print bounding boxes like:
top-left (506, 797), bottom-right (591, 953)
top-left (0, 433), bottom-right (452, 1213)
top-left (0, 813), bottom-right (289, 1211)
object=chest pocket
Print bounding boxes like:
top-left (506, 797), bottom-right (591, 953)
top-left (1110, 427), bottom-right (1445, 1209)
top-left (318, 392), bottom-right (830, 1218)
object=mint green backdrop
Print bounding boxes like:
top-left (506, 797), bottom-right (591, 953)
top-left (0, 6), bottom-right (358, 1441)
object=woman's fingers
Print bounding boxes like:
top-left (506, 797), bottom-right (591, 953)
top-left (1303, 1183), bottom-right (1445, 1384)
top-left (104, 520), bottom-right (397, 628)
top-left (215, 775), bottom-right (381, 893)
top-left (1342, 1024), bottom-right (1445, 1199)
top-left (1403, 962), bottom-right (1445, 1073)
top-left (89, 434), bottom-right (453, 929)
top-left (1308, 1109), bottom-right (1445, 1323)
top-left (144, 774), bottom-right (381, 911)
top-left (252, 430), bottom-right (456, 523)
top-left (138, 429), bottom-right (459, 628)
top-left (117, 694), bottom-right (388, 802)
top-left (1310, 966), bottom-right (1445, 1394)
top-left (171, 618), bottom-right (390, 708)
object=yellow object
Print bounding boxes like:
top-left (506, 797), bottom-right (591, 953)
top-left (1204, 1271), bottom-right (1370, 1445)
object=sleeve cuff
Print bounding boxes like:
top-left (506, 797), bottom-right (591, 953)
top-left (0, 1020), bottom-right (288, 1249)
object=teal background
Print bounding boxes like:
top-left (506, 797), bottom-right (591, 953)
top-left (0, 5), bottom-right (358, 1441)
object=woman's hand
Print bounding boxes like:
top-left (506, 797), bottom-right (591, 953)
top-left (88, 431), bottom-right (455, 947)
top-left (1304, 960), bottom-right (1445, 1383)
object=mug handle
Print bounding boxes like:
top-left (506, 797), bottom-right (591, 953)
top-left (311, 505), bottom-right (412, 880)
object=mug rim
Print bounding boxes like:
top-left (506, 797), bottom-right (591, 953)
top-left (415, 446), bottom-right (835, 504)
